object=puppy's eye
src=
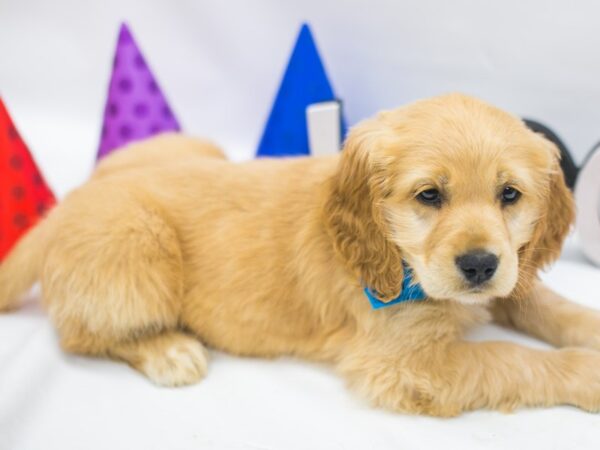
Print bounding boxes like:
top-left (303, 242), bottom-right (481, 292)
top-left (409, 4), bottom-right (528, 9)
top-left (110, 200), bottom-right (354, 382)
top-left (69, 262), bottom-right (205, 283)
top-left (417, 189), bottom-right (442, 206)
top-left (501, 186), bottom-right (521, 205)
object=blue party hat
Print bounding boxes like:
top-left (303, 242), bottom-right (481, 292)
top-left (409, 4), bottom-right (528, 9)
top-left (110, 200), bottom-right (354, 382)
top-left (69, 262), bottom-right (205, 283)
top-left (257, 24), bottom-right (346, 157)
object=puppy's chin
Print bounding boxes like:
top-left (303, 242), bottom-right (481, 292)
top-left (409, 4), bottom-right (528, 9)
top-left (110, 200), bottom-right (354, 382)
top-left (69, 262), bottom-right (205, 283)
top-left (449, 291), bottom-right (496, 305)
top-left (425, 277), bottom-right (518, 305)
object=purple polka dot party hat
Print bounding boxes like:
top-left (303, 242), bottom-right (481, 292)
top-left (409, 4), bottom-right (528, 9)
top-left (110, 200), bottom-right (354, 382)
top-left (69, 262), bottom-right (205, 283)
top-left (97, 23), bottom-right (181, 160)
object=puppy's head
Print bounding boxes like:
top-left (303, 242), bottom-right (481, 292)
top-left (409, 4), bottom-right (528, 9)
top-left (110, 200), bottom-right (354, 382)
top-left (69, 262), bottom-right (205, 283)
top-left (326, 94), bottom-right (574, 304)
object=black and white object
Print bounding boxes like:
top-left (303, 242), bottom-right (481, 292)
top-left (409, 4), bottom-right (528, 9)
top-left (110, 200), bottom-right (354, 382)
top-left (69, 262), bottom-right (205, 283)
top-left (523, 119), bottom-right (578, 189)
top-left (575, 143), bottom-right (600, 266)
top-left (524, 119), bottom-right (600, 266)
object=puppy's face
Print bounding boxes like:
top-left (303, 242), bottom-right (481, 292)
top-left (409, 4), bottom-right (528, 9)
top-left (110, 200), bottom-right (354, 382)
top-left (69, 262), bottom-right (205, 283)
top-left (360, 95), bottom-right (569, 304)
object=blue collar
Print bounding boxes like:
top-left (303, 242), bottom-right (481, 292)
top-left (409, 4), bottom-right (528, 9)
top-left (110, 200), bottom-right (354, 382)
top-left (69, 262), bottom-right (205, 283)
top-left (363, 266), bottom-right (426, 309)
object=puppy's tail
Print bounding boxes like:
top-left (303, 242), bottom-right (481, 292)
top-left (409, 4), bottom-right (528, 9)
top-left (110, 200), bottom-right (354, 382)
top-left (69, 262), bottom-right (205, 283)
top-left (0, 220), bottom-right (48, 311)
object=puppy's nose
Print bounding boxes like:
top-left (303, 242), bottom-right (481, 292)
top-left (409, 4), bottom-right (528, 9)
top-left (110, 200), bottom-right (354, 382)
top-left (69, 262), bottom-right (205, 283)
top-left (455, 250), bottom-right (498, 285)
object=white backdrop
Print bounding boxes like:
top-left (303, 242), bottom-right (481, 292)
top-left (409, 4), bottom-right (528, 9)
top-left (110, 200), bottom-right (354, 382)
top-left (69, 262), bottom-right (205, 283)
top-left (2, 0), bottom-right (600, 196)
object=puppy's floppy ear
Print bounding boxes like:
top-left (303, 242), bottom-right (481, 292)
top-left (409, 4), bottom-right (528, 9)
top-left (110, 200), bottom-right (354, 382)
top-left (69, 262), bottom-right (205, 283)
top-left (517, 137), bottom-right (575, 297)
top-left (324, 121), bottom-right (404, 302)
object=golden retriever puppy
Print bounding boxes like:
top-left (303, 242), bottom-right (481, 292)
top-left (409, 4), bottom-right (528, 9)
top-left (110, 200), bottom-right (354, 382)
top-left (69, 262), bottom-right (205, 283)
top-left (2, 93), bottom-right (600, 416)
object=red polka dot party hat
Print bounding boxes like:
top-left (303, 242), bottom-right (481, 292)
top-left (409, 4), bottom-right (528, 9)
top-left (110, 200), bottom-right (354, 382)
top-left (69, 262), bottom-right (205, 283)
top-left (97, 23), bottom-right (181, 160)
top-left (0, 98), bottom-right (56, 261)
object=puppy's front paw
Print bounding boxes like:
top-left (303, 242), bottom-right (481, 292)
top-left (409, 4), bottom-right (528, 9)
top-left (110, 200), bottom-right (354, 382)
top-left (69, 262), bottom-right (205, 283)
top-left (139, 336), bottom-right (209, 387)
top-left (560, 348), bottom-right (600, 412)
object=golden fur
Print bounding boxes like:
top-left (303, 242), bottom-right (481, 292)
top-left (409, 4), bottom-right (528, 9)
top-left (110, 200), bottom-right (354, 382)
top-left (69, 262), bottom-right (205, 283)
top-left (2, 94), bottom-right (600, 416)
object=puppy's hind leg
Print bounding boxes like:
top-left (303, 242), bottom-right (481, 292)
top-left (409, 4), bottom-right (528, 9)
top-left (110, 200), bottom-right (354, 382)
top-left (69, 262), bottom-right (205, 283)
top-left (108, 331), bottom-right (209, 387)
top-left (43, 195), bottom-right (207, 386)
top-left (61, 326), bottom-right (209, 387)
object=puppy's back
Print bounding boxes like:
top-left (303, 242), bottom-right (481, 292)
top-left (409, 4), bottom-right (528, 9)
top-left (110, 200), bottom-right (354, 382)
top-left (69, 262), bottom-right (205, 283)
top-left (93, 133), bottom-right (226, 179)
